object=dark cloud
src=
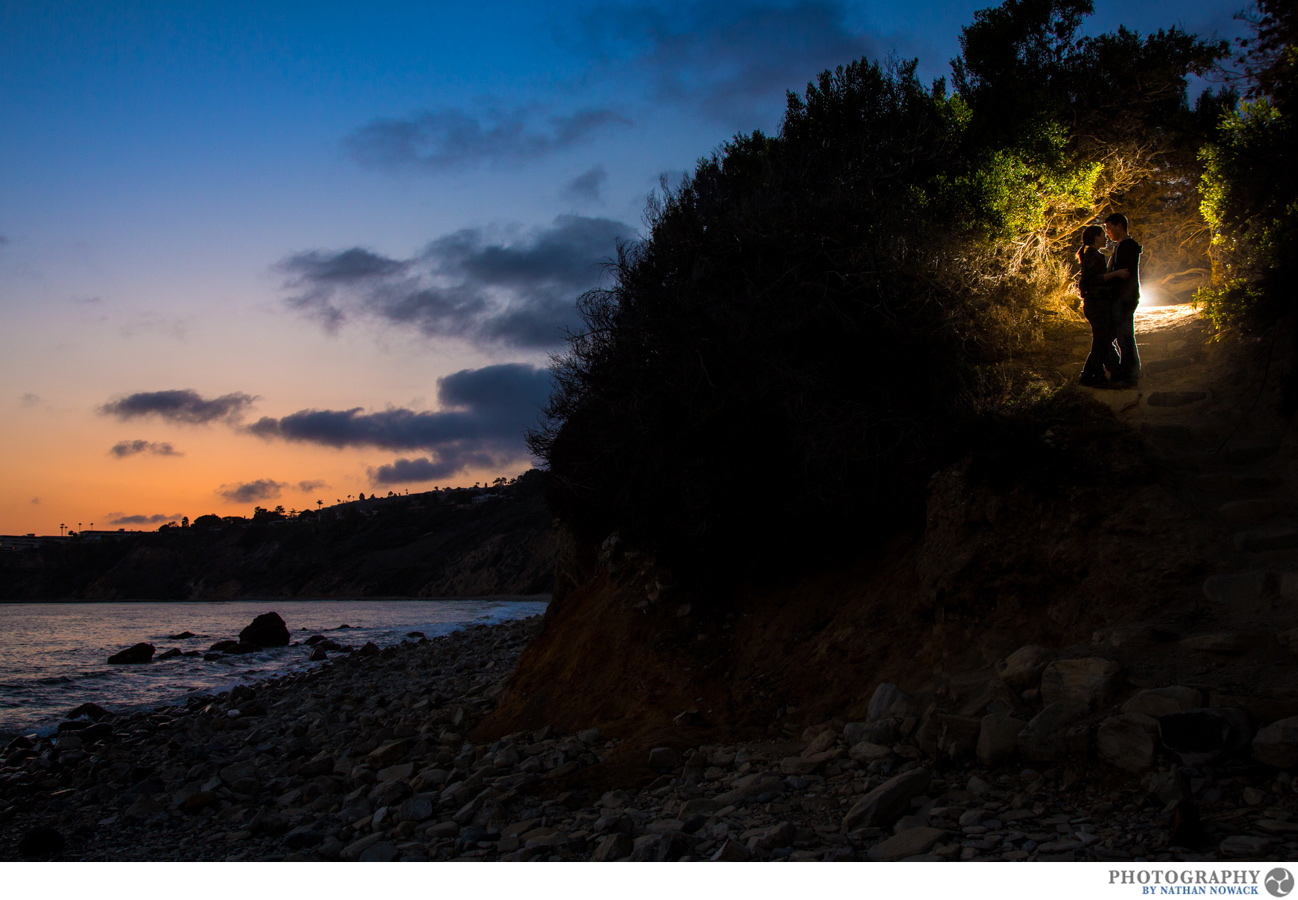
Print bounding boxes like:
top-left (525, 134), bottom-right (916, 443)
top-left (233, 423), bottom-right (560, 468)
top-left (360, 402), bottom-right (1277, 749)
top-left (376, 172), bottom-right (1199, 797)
top-left (109, 440), bottom-right (182, 458)
top-left (20, 393), bottom-right (40, 407)
top-left (30, 497), bottom-right (39, 505)
top-left (296, 480), bottom-right (329, 493)
top-left (578, 1), bottom-right (879, 127)
top-left (100, 389), bottom-right (258, 425)
top-left (218, 479), bottom-right (288, 504)
top-left (105, 512), bottom-right (183, 526)
top-left (563, 166), bottom-right (608, 203)
top-left (278, 215), bottom-right (633, 349)
top-left (249, 363), bottom-right (551, 484)
top-left (345, 105), bottom-right (631, 172)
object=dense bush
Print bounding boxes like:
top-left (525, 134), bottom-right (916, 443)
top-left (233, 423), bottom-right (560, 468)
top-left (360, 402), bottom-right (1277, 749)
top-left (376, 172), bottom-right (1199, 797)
top-left (529, 2), bottom-right (1227, 570)
top-left (1198, 0), bottom-right (1298, 330)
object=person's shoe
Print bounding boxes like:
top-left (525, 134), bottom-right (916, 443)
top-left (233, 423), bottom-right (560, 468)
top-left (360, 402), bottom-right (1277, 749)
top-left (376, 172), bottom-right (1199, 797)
top-left (1078, 374), bottom-right (1106, 388)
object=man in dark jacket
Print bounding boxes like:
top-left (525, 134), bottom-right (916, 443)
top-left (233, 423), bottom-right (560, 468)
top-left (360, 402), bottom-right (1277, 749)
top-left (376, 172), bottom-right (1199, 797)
top-left (1104, 213), bottom-right (1142, 387)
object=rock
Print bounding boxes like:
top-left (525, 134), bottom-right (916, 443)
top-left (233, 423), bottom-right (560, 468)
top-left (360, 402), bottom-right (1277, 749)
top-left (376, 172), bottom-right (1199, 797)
top-left (916, 712), bottom-right (981, 758)
top-left (399, 794), bottom-right (436, 822)
top-left (746, 822), bottom-right (796, 856)
top-left (183, 791), bottom-right (216, 812)
top-left (1179, 632), bottom-right (1253, 655)
top-left (358, 841), bottom-right (399, 862)
top-left (997, 646), bottom-right (1053, 690)
top-left (66, 702), bottom-right (110, 721)
top-left (107, 643), bottom-right (154, 665)
top-left (673, 710), bottom-right (706, 727)
top-left (1253, 716), bottom-right (1298, 768)
top-left (1017, 704), bottom-right (1079, 762)
top-left (1122, 686), bottom-right (1204, 718)
top-left (1039, 658), bottom-right (1122, 713)
top-left (167, 631), bottom-right (196, 640)
top-left (1096, 714), bottom-right (1159, 771)
top-left (844, 719), bottom-right (898, 747)
top-left (1160, 708), bottom-right (1254, 766)
top-left (849, 741), bottom-right (894, 763)
top-left (976, 714), bottom-right (1026, 767)
top-left (125, 794), bottom-right (165, 819)
top-left (358, 642), bottom-right (380, 656)
top-left (591, 833), bottom-right (633, 861)
top-left (17, 826), bottom-right (64, 859)
top-left (223, 642), bottom-right (259, 655)
top-left (284, 823), bottom-right (323, 850)
top-left (868, 684), bottom-right (911, 722)
top-left (710, 838), bottom-right (752, 861)
top-left (1218, 835), bottom-right (1274, 859)
top-left (866, 826), bottom-right (946, 861)
top-left (577, 728), bottom-right (601, 743)
top-left (647, 747), bottom-right (682, 772)
top-left (842, 767), bottom-right (931, 830)
top-left (780, 750), bottom-right (839, 775)
top-left (155, 648), bottom-right (182, 660)
top-left (239, 612), bottom-right (290, 647)
top-left (629, 833), bottom-right (677, 862)
top-left (309, 646), bottom-right (327, 662)
top-left (208, 640), bottom-right (240, 652)
top-left (368, 739), bottom-right (413, 768)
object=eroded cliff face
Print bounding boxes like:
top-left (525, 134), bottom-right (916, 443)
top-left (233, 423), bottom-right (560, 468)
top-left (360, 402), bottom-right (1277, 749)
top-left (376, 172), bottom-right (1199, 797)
top-left (476, 420), bottom-right (1232, 753)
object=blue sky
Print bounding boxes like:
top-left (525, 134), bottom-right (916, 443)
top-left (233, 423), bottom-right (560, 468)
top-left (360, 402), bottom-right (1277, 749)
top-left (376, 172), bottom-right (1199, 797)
top-left (0, 0), bottom-right (1251, 533)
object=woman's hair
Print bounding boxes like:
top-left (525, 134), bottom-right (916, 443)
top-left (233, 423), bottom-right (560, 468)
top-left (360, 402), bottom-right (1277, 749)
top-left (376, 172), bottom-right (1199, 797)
top-left (1076, 224), bottom-right (1105, 264)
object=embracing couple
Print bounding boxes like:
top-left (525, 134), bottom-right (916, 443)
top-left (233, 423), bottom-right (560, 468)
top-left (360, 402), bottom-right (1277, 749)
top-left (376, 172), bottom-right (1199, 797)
top-left (1077, 213), bottom-right (1142, 389)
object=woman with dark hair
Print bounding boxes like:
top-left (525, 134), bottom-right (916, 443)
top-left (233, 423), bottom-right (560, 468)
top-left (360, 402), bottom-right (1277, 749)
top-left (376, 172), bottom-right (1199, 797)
top-left (1076, 224), bottom-right (1130, 387)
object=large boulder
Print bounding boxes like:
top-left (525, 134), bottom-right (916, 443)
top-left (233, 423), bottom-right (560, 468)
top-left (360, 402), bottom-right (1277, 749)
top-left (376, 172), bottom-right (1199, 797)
top-left (239, 612), bottom-right (289, 647)
top-left (842, 767), bottom-right (930, 830)
top-left (1096, 713), bottom-right (1160, 771)
top-left (977, 714), bottom-right (1027, 767)
top-left (1252, 716), bottom-right (1298, 768)
top-left (1121, 686), bottom-right (1203, 718)
top-left (107, 643), bottom-right (154, 665)
top-left (867, 684), bottom-right (912, 723)
top-left (1159, 708), bottom-right (1254, 766)
top-left (1017, 704), bottom-right (1084, 762)
top-left (1039, 658), bottom-right (1122, 713)
top-left (996, 645), bottom-right (1053, 690)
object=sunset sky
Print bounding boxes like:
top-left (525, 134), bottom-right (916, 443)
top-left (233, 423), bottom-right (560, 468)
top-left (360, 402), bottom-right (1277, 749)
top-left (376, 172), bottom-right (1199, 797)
top-left (0, 0), bottom-right (1246, 535)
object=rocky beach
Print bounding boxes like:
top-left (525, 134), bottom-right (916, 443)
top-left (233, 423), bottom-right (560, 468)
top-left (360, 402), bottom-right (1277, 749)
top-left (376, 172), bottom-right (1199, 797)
top-left (4, 613), bottom-right (1298, 863)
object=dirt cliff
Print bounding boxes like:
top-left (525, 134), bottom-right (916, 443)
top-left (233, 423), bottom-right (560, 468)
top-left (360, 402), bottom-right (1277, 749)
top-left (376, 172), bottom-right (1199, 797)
top-left (478, 304), bottom-right (1298, 769)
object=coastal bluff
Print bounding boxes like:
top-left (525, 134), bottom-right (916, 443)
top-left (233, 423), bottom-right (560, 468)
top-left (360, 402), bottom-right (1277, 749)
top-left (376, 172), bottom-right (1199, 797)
top-left (0, 487), bottom-right (557, 602)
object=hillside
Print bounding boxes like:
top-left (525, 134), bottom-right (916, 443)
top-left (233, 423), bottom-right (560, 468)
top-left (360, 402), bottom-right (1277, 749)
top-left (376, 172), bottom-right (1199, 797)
top-left (0, 481), bottom-right (558, 601)
top-left (479, 305), bottom-right (1298, 766)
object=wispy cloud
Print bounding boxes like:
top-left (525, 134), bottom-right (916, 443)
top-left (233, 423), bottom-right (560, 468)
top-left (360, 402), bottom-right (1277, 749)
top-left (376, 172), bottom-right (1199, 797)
top-left (249, 363), bottom-right (551, 485)
top-left (105, 512), bottom-right (184, 526)
top-left (100, 389), bottom-right (258, 425)
top-left (109, 440), bottom-right (183, 458)
top-left (576, 0), bottom-right (879, 127)
top-left (278, 214), bottom-right (632, 349)
top-left (217, 479), bottom-right (288, 504)
top-left (119, 311), bottom-right (189, 341)
top-left (345, 105), bottom-right (632, 172)
top-left (19, 393), bottom-right (40, 408)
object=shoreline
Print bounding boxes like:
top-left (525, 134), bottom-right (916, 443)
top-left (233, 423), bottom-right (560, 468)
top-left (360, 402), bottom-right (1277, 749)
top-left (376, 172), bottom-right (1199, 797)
top-left (0, 594), bottom-right (552, 605)
top-left (2, 616), bottom-right (1294, 862)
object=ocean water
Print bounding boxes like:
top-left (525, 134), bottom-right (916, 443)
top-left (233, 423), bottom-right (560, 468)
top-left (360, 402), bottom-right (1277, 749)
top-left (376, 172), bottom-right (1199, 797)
top-left (0, 597), bottom-right (548, 739)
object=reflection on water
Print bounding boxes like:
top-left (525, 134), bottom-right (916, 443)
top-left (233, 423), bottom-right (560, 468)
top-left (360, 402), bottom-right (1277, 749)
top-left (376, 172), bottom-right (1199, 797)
top-left (0, 597), bottom-right (547, 737)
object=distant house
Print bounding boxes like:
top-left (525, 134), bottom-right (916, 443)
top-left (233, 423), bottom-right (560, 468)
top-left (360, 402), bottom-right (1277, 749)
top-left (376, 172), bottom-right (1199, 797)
top-left (0, 534), bottom-right (71, 551)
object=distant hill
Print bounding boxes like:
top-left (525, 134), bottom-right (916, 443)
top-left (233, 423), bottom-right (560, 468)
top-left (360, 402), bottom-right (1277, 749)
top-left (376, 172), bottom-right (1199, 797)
top-left (0, 474), bottom-right (557, 601)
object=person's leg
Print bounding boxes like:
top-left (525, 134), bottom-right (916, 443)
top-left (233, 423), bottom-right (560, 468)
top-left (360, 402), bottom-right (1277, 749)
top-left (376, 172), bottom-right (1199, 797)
top-left (1113, 301), bottom-right (1140, 385)
top-left (1080, 298), bottom-right (1109, 384)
